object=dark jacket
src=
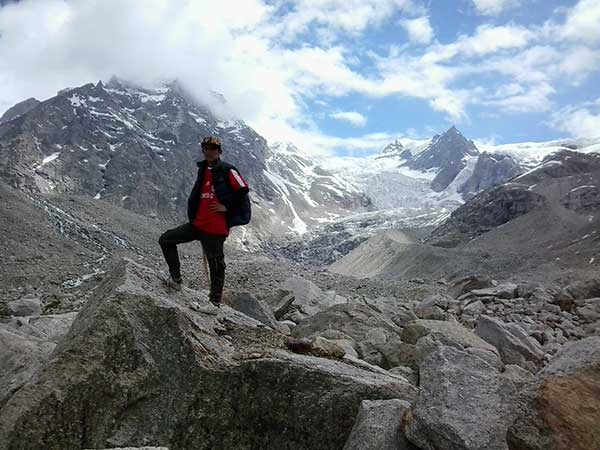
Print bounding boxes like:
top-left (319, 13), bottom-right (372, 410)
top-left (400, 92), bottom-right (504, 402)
top-left (187, 159), bottom-right (250, 228)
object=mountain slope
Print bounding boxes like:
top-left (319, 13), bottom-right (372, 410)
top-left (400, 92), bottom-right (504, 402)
top-left (331, 150), bottom-right (600, 283)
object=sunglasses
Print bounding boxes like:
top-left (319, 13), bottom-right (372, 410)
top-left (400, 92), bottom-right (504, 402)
top-left (202, 145), bottom-right (221, 152)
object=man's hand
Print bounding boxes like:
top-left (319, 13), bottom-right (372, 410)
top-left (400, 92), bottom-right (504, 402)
top-left (209, 202), bottom-right (227, 213)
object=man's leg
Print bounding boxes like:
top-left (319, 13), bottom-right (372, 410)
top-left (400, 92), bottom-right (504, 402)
top-left (158, 222), bottom-right (200, 280)
top-left (199, 233), bottom-right (227, 304)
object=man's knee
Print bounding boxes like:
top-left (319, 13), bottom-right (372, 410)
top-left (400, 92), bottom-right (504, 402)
top-left (158, 231), bottom-right (170, 246)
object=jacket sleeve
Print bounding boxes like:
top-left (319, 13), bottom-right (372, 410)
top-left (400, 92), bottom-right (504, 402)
top-left (226, 168), bottom-right (250, 206)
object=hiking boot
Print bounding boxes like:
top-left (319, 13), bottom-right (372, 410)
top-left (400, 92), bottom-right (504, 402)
top-left (190, 300), bottom-right (221, 315)
top-left (158, 271), bottom-right (183, 291)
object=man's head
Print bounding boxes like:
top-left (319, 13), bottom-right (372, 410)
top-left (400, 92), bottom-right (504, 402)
top-left (201, 136), bottom-right (222, 164)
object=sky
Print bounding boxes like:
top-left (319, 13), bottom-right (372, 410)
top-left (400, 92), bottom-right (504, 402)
top-left (1, 0), bottom-right (599, 157)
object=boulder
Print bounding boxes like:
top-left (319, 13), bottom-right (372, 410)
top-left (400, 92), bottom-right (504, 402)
top-left (259, 289), bottom-right (295, 319)
top-left (451, 274), bottom-right (495, 297)
top-left (405, 346), bottom-right (520, 450)
top-left (343, 399), bottom-right (418, 450)
top-left (400, 319), bottom-right (501, 371)
top-left (467, 283), bottom-right (518, 300)
top-left (402, 319), bottom-right (498, 353)
top-left (0, 325), bottom-right (56, 408)
top-left (0, 258), bottom-right (416, 450)
top-left (280, 276), bottom-right (347, 321)
top-left (475, 315), bottom-right (544, 371)
top-left (389, 366), bottom-right (418, 385)
top-left (226, 291), bottom-right (279, 329)
top-left (507, 337), bottom-right (600, 450)
top-left (7, 297), bottom-right (42, 317)
top-left (293, 303), bottom-right (403, 368)
top-left (414, 294), bottom-right (450, 320)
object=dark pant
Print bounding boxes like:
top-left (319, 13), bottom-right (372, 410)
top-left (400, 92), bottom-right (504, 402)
top-left (158, 222), bottom-right (226, 303)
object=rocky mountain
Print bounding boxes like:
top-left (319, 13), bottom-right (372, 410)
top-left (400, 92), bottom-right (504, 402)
top-left (404, 125), bottom-right (480, 192)
top-left (264, 142), bottom-right (371, 234)
top-left (0, 78), bottom-right (368, 244)
top-left (0, 97), bottom-right (40, 123)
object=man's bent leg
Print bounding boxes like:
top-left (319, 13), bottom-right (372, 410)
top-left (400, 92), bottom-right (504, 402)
top-left (199, 233), bottom-right (226, 304)
top-left (158, 223), bottom-right (200, 280)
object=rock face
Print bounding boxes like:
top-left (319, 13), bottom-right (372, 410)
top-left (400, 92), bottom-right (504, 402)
top-left (343, 399), bottom-right (417, 450)
top-left (426, 183), bottom-right (547, 247)
top-left (507, 336), bottom-right (600, 450)
top-left (0, 258), bottom-right (416, 450)
top-left (460, 152), bottom-right (522, 198)
top-left (405, 346), bottom-right (521, 450)
top-left (0, 98), bottom-right (40, 123)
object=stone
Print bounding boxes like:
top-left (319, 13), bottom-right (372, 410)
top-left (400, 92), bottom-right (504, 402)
top-left (293, 303), bottom-right (402, 368)
top-left (402, 319), bottom-right (498, 354)
top-left (405, 346), bottom-right (520, 450)
top-left (0, 325), bottom-right (56, 408)
top-left (463, 300), bottom-right (485, 316)
top-left (7, 298), bottom-right (42, 317)
top-left (469, 283), bottom-right (518, 299)
top-left (507, 337), bottom-right (600, 450)
top-left (343, 399), bottom-right (418, 450)
top-left (414, 293), bottom-right (450, 320)
top-left (0, 258), bottom-right (417, 450)
top-left (227, 291), bottom-right (279, 329)
top-left (311, 336), bottom-right (346, 359)
top-left (475, 315), bottom-right (544, 371)
top-left (451, 274), bottom-right (495, 297)
top-left (389, 366), bottom-right (418, 385)
top-left (280, 276), bottom-right (347, 320)
top-left (260, 289), bottom-right (295, 319)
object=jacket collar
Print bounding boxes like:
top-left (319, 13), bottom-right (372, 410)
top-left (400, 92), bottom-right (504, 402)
top-left (196, 158), bottom-right (223, 170)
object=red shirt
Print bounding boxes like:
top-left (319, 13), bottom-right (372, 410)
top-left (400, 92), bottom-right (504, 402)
top-left (192, 166), bottom-right (248, 236)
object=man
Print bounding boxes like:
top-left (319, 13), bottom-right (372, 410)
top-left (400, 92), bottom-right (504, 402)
top-left (158, 136), bottom-right (250, 313)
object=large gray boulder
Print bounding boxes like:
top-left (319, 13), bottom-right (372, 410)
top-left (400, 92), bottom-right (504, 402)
top-left (507, 337), bottom-right (600, 450)
top-left (0, 326), bottom-right (55, 408)
top-left (399, 319), bottom-right (502, 371)
top-left (405, 346), bottom-right (520, 450)
top-left (414, 294), bottom-right (449, 320)
top-left (292, 302), bottom-right (403, 368)
top-left (343, 399), bottom-right (418, 450)
top-left (7, 297), bottom-right (42, 317)
top-left (280, 276), bottom-right (347, 321)
top-left (0, 259), bottom-right (416, 450)
top-left (226, 291), bottom-right (279, 329)
top-left (475, 315), bottom-right (544, 372)
top-left (1, 311), bottom-right (77, 408)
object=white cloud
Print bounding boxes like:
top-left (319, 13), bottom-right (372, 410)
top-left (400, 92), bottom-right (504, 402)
top-left (401, 16), bottom-right (434, 44)
top-left (552, 100), bottom-right (600, 138)
top-left (0, 0), bottom-right (597, 157)
top-left (484, 82), bottom-right (555, 113)
top-left (560, 0), bottom-right (600, 44)
top-left (329, 111), bottom-right (367, 127)
top-left (263, 0), bottom-right (421, 42)
top-left (558, 46), bottom-right (600, 83)
top-left (471, 0), bottom-right (521, 16)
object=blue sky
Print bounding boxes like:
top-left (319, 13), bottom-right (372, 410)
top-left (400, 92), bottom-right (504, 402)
top-left (1, 0), bottom-right (599, 157)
